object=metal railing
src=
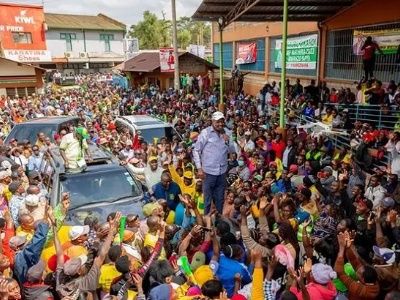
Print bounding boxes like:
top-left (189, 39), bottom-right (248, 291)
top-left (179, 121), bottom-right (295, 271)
top-left (325, 23), bottom-right (400, 83)
top-left (270, 103), bottom-right (398, 171)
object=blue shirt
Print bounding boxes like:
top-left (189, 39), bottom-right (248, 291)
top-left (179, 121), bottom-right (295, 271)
top-left (216, 255), bottom-right (251, 297)
top-left (14, 222), bottom-right (49, 284)
top-left (27, 153), bottom-right (44, 172)
top-left (152, 181), bottom-right (181, 210)
top-left (193, 126), bottom-right (235, 176)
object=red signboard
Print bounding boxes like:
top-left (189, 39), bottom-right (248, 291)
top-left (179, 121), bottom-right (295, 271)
top-left (0, 3), bottom-right (50, 62)
top-left (159, 48), bottom-right (175, 72)
top-left (235, 41), bottom-right (257, 65)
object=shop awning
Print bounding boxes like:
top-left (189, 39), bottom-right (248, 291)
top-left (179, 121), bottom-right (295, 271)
top-left (193, 0), bottom-right (354, 25)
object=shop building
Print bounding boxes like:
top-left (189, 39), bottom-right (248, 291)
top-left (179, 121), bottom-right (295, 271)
top-left (43, 13), bottom-right (126, 73)
top-left (194, 0), bottom-right (400, 95)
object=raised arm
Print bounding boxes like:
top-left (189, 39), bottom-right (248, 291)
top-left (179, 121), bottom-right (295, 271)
top-left (136, 221), bottom-right (165, 277)
top-left (94, 212), bottom-right (121, 267)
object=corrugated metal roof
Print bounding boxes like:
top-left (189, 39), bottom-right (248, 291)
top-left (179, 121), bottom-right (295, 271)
top-left (193, 0), bottom-right (354, 22)
top-left (44, 13), bottom-right (126, 31)
top-left (121, 52), bottom-right (218, 73)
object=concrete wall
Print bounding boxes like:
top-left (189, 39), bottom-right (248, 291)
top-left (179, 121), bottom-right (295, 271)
top-left (46, 29), bottom-right (84, 57)
top-left (46, 29), bottom-right (124, 57)
top-left (84, 31), bottom-right (124, 55)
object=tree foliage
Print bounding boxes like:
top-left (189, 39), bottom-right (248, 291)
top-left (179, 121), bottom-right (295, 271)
top-left (128, 11), bottom-right (211, 50)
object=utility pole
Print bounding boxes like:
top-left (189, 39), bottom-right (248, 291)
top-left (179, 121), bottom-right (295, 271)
top-left (171, 0), bottom-right (180, 91)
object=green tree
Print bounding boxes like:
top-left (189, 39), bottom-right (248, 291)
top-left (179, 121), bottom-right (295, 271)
top-left (128, 11), bottom-right (171, 49)
top-left (129, 12), bottom-right (211, 50)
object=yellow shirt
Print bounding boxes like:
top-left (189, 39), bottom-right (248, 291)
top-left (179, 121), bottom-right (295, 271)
top-left (168, 166), bottom-right (195, 198)
top-left (16, 226), bottom-right (34, 242)
top-left (98, 263), bottom-right (121, 292)
top-left (322, 114), bottom-right (333, 125)
top-left (144, 233), bottom-right (166, 259)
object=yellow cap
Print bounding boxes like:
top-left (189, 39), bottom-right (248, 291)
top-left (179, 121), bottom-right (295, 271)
top-left (148, 156), bottom-right (158, 162)
top-left (183, 171), bottom-right (193, 179)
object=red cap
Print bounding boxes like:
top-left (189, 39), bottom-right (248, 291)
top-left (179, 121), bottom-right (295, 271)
top-left (289, 164), bottom-right (298, 173)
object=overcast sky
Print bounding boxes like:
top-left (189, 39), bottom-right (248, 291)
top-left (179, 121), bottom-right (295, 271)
top-left (42, 0), bottom-right (202, 26)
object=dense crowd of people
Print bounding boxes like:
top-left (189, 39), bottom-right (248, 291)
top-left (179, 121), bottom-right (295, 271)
top-left (0, 73), bottom-right (399, 300)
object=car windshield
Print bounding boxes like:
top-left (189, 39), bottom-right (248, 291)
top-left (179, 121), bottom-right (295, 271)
top-left (140, 127), bottom-right (174, 143)
top-left (6, 124), bottom-right (58, 144)
top-left (60, 168), bottom-right (141, 208)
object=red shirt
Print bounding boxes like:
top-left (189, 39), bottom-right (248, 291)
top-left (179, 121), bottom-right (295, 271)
top-left (272, 140), bottom-right (286, 159)
top-left (362, 43), bottom-right (378, 60)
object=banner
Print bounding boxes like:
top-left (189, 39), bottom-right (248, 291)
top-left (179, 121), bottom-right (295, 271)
top-left (123, 38), bottom-right (139, 60)
top-left (235, 41), bottom-right (257, 64)
top-left (274, 34), bottom-right (318, 70)
top-left (188, 44), bottom-right (205, 58)
top-left (159, 48), bottom-right (175, 72)
top-left (353, 28), bottom-right (400, 55)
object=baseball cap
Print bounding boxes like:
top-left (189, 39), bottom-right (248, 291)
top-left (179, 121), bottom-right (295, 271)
top-left (68, 225), bottom-right (90, 241)
top-left (211, 111), bottom-right (224, 121)
top-left (381, 197), bottom-right (395, 208)
top-left (9, 235), bottom-right (27, 250)
top-left (63, 254), bottom-right (88, 276)
top-left (183, 171), bottom-right (193, 179)
top-left (148, 156), bottom-right (158, 162)
top-left (289, 164), bottom-right (298, 173)
top-left (373, 246), bottom-right (396, 264)
top-left (25, 194), bottom-right (40, 207)
top-left (75, 127), bottom-right (89, 139)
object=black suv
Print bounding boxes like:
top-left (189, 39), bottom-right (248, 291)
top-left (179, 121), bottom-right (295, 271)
top-left (44, 144), bottom-right (145, 224)
top-left (5, 116), bottom-right (79, 145)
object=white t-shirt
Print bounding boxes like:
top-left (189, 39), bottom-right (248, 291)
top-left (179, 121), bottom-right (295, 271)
top-left (59, 133), bottom-right (88, 169)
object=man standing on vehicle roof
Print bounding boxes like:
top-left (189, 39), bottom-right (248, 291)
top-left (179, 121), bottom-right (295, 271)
top-left (59, 127), bottom-right (92, 172)
top-left (193, 111), bottom-right (235, 214)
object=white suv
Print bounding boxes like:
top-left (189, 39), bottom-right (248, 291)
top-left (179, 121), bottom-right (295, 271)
top-left (114, 115), bottom-right (181, 143)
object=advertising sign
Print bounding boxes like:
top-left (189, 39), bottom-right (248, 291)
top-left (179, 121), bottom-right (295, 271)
top-left (124, 38), bottom-right (139, 60)
top-left (274, 34), bottom-right (318, 70)
top-left (4, 49), bottom-right (51, 62)
top-left (0, 3), bottom-right (49, 62)
top-left (353, 28), bottom-right (400, 55)
top-left (159, 48), bottom-right (175, 72)
top-left (235, 41), bottom-right (257, 64)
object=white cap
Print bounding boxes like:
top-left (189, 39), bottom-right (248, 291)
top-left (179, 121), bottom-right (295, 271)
top-left (212, 111), bottom-right (225, 121)
top-left (68, 225), bottom-right (90, 241)
top-left (25, 194), bottom-right (40, 207)
top-left (122, 243), bottom-right (142, 261)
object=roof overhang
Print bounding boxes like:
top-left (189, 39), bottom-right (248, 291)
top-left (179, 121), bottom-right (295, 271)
top-left (193, 0), bottom-right (354, 27)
